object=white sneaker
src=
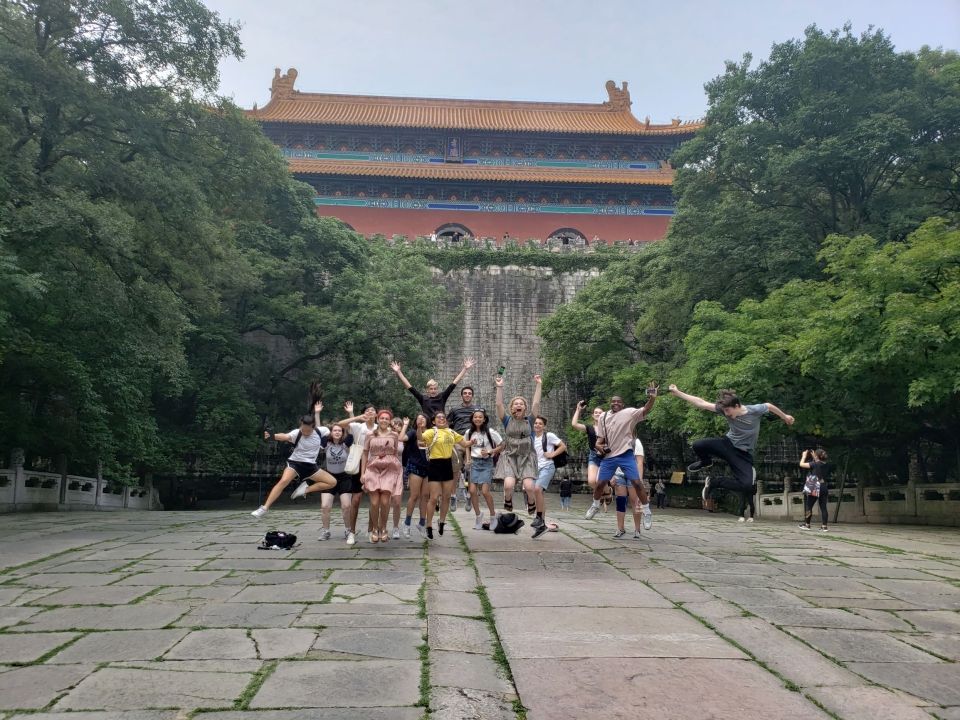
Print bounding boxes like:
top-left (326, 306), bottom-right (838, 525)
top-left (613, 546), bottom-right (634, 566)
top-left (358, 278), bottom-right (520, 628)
top-left (585, 503), bottom-right (600, 520)
top-left (612, 528), bottom-right (626, 539)
top-left (403, 525), bottom-right (411, 539)
top-left (633, 530), bottom-right (641, 539)
top-left (490, 516), bottom-right (498, 532)
top-left (319, 529), bottom-right (331, 540)
top-left (392, 527), bottom-right (400, 540)
top-left (416, 524), bottom-right (426, 539)
top-left (474, 513), bottom-right (484, 530)
top-left (747, 518), bottom-right (754, 523)
top-left (641, 504), bottom-right (653, 531)
top-left (738, 516), bottom-right (746, 523)
top-left (290, 481), bottom-right (309, 500)
top-left (345, 531), bottom-right (356, 546)
top-left (450, 497), bottom-right (458, 512)
top-left (251, 506), bottom-right (267, 518)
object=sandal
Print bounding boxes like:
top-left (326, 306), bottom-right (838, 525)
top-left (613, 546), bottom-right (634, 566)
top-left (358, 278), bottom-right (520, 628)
top-left (379, 529), bottom-right (389, 543)
top-left (369, 530), bottom-right (380, 543)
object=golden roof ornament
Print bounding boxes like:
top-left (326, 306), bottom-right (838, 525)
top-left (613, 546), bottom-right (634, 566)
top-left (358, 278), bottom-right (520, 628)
top-left (271, 68), bottom-right (299, 100)
top-left (604, 80), bottom-right (631, 111)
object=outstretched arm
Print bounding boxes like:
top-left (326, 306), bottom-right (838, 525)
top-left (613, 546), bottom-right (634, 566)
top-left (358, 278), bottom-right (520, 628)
top-left (571, 400), bottom-right (587, 432)
top-left (495, 376), bottom-right (505, 420)
top-left (765, 403), bottom-right (795, 426)
top-left (667, 384), bottom-right (715, 412)
top-left (638, 383), bottom-right (658, 419)
top-left (390, 361), bottom-right (413, 390)
top-left (336, 401), bottom-right (364, 428)
top-left (451, 357), bottom-right (475, 386)
top-left (531, 375), bottom-right (543, 417)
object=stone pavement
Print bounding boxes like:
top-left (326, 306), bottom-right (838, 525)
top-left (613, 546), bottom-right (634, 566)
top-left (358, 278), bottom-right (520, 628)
top-left (1, 500), bottom-right (959, 720)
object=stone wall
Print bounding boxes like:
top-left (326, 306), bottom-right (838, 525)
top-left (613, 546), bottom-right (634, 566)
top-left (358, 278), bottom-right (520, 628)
top-left (431, 265), bottom-right (599, 430)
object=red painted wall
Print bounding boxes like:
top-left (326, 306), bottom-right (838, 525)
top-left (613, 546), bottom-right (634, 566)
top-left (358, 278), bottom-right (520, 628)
top-left (316, 206), bottom-right (671, 243)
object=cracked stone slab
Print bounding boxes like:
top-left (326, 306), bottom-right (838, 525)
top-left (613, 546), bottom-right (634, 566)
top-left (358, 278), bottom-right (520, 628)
top-left (0, 665), bottom-right (95, 710)
top-left (15, 573), bottom-right (127, 587)
top-left (430, 650), bottom-right (512, 695)
top-left (250, 629), bottom-right (317, 659)
top-left (295, 612), bottom-right (424, 629)
top-left (484, 577), bottom-right (673, 609)
top-left (430, 686), bottom-right (515, 720)
top-left (227, 585), bottom-right (331, 603)
top-left (7, 713), bottom-right (180, 720)
top-left (164, 629), bottom-right (257, 659)
top-left (114, 570), bottom-right (229, 586)
top-left (428, 615), bottom-right (493, 654)
top-left (55, 666), bottom-right (253, 710)
top-left (511, 657), bottom-right (829, 720)
top-left (48, 629), bottom-right (190, 663)
top-left (174, 602), bottom-right (303, 628)
top-left (804, 685), bottom-right (936, 720)
top-left (0, 632), bottom-right (78, 663)
top-left (786, 627), bottom-right (942, 663)
top-left (250, 659), bottom-right (420, 707)
top-left (40, 586), bottom-right (154, 606)
top-left (0, 607), bottom-right (42, 629)
top-left (846, 662), bottom-right (960, 706)
top-left (309, 627), bottom-right (422, 660)
top-left (15, 605), bottom-right (185, 632)
top-left (497, 606), bottom-right (744, 660)
top-left (325, 570), bottom-right (423, 585)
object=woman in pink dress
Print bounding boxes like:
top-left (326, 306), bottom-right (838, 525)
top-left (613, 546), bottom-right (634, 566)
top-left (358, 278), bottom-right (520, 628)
top-left (361, 409), bottom-right (404, 543)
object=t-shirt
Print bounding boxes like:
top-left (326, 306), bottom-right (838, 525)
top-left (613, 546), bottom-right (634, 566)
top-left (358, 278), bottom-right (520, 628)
top-left (808, 460), bottom-right (831, 488)
top-left (585, 425), bottom-right (598, 451)
top-left (533, 432), bottom-right (562, 469)
top-left (322, 435), bottom-right (354, 474)
top-left (421, 428), bottom-right (465, 460)
top-left (596, 407), bottom-right (647, 457)
top-left (447, 403), bottom-right (479, 434)
top-left (403, 428), bottom-right (428, 466)
top-left (714, 404), bottom-right (768, 452)
top-left (466, 428), bottom-right (503, 459)
top-left (634, 439), bottom-right (644, 457)
top-left (349, 421), bottom-right (376, 452)
top-left (408, 384), bottom-right (456, 420)
top-left (286, 426), bottom-right (330, 463)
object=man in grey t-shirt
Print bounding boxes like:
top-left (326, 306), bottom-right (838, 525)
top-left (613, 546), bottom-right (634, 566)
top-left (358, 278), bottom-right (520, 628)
top-left (668, 385), bottom-right (794, 502)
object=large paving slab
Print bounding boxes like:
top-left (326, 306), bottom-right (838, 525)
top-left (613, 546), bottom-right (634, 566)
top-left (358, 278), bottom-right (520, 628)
top-left (3, 505), bottom-right (960, 719)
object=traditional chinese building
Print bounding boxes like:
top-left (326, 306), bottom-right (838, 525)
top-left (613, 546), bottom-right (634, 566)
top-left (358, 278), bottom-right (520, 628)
top-left (246, 69), bottom-right (702, 244)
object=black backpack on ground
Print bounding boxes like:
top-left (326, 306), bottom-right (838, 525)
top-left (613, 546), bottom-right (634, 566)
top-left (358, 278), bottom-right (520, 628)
top-left (258, 530), bottom-right (298, 550)
top-left (542, 434), bottom-right (568, 468)
top-left (493, 512), bottom-right (525, 534)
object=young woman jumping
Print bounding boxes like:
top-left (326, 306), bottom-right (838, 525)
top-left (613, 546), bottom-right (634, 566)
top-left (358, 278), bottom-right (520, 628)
top-left (402, 413), bottom-right (431, 539)
top-left (360, 409), bottom-right (404, 544)
top-left (572, 401), bottom-right (609, 520)
top-left (464, 408), bottom-right (504, 530)
top-left (494, 374), bottom-right (544, 538)
top-left (420, 410), bottom-right (472, 539)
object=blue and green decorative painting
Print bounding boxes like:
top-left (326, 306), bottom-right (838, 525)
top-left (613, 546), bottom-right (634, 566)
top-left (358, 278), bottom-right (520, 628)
top-left (314, 196), bottom-right (674, 216)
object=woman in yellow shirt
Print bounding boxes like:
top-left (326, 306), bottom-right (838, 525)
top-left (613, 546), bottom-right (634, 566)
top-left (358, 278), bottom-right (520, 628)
top-left (419, 410), bottom-right (472, 539)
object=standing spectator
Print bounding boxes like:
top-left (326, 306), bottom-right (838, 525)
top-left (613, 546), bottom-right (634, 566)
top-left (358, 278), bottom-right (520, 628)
top-left (559, 476), bottom-right (573, 511)
top-left (800, 449), bottom-right (830, 531)
top-left (655, 478), bottom-right (667, 509)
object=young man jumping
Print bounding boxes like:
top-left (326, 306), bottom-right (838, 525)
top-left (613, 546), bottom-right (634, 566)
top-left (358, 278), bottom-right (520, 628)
top-left (667, 385), bottom-right (794, 502)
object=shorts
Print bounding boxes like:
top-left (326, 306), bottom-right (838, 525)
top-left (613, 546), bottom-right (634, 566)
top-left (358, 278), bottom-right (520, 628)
top-left (323, 472), bottom-right (353, 496)
top-left (535, 462), bottom-right (556, 490)
top-left (405, 458), bottom-right (429, 478)
top-left (597, 450), bottom-right (640, 483)
top-left (287, 461), bottom-right (320, 480)
top-left (588, 450), bottom-right (601, 467)
top-left (427, 457), bottom-right (454, 482)
top-left (469, 457), bottom-right (494, 485)
top-left (613, 468), bottom-right (644, 488)
top-left (346, 473), bottom-right (363, 494)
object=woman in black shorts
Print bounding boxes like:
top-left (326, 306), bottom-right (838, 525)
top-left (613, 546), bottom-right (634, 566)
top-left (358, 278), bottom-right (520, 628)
top-left (299, 423), bottom-right (355, 544)
top-left (251, 409), bottom-right (335, 518)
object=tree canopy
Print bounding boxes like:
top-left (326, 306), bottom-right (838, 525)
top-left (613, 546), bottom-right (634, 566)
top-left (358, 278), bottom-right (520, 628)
top-left (0, 0), bottom-right (454, 480)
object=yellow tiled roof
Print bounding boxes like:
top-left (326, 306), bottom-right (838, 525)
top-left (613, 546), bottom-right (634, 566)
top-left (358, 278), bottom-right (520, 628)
top-left (287, 158), bottom-right (676, 186)
top-left (248, 69), bottom-right (703, 137)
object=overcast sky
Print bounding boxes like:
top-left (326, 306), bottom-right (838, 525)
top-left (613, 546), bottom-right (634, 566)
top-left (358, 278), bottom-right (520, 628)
top-left (202, 0), bottom-right (959, 122)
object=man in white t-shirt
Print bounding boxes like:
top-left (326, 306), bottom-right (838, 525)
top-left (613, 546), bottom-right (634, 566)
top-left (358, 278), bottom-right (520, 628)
top-left (527, 416), bottom-right (566, 539)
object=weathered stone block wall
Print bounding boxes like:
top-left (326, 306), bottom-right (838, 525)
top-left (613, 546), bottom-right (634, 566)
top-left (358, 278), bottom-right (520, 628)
top-left (432, 265), bottom-right (599, 432)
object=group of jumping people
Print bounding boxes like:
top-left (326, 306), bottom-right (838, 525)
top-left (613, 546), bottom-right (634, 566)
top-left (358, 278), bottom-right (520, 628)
top-left (252, 358), bottom-right (815, 542)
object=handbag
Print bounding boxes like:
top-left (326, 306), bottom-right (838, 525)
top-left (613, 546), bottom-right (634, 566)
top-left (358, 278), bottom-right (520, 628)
top-left (344, 441), bottom-right (363, 475)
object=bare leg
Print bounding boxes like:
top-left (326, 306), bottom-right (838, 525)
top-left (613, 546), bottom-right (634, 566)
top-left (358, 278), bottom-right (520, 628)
top-left (503, 476), bottom-right (516, 509)
top-left (306, 468), bottom-right (336, 493)
top-left (425, 482), bottom-right (441, 527)
top-left (320, 492), bottom-right (333, 530)
top-left (368, 492), bottom-right (381, 540)
top-left (628, 485), bottom-right (641, 532)
top-left (481, 484), bottom-right (496, 517)
top-left (391, 493), bottom-right (401, 532)
top-left (262, 467), bottom-right (299, 509)
top-left (406, 474), bottom-right (424, 518)
top-left (438, 480), bottom-right (455, 523)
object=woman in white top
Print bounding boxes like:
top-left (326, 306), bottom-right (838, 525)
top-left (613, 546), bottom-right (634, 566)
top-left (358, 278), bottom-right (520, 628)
top-left (464, 409), bottom-right (503, 531)
top-left (337, 401), bottom-right (377, 538)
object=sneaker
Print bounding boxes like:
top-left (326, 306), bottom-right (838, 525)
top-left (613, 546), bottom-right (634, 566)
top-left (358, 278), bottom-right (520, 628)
top-left (417, 524), bottom-right (426, 539)
top-left (633, 530), bottom-right (641, 539)
top-left (532, 523), bottom-right (548, 539)
top-left (392, 527), bottom-right (400, 540)
top-left (642, 505), bottom-right (653, 531)
top-left (250, 506), bottom-right (267, 518)
top-left (438, 522), bottom-right (445, 536)
top-left (820, 526), bottom-right (828, 532)
top-left (687, 460), bottom-right (713, 473)
top-left (290, 481), bottom-right (309, 500)
top-left (531, 516), bottom-right (545, 529)
top-left (746, 518), bottom-right (754, 523)
top-left (450, 497), bottom-right (457, 512)
top-left (612, 528), bottom-right (626, 539)
top-left (345, 531), bottom-right (356, 546)
top-left (701, 476), bottom-right (712, 501)
top-left (403, 525), bottom-right (411, 540)
top-left (585, 503), bottom-right (600, 520)
top-left (426, 526), bottom-right (434, 540)
top-left (799, 523), bottom-right (810, 530)
top-left (474, 513), bottom-right (484, 530)
top-left (738, 517), bottom-right (746, 523)
top-left (490, 515), bottom-right (499, 532)
top-left (319, 529), bottom-right (331, 541)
